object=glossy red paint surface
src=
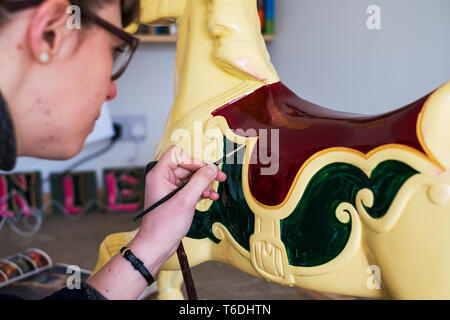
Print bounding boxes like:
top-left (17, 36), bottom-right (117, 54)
top-left (212, 82), bottom-right (430, 206)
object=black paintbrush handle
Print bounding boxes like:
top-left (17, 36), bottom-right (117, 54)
top-left (134, 158), bottom-right (223, 222)
top-left (133, 185), bottom-right (183, 222)
top-left (133, 146), bottom-right (241, 222)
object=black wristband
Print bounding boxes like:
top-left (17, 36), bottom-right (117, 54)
top-left (120, 247), bottom-right (155, 286)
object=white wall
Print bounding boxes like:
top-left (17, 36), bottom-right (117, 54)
top-left (271, 0), bottom-right (450, 114)
top-left (9, 0), bottom-right (450, 191)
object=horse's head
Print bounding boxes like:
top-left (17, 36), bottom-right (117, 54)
top-left (129, 0), bottom-right (279, 84)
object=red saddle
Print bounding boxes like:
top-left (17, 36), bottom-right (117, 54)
top-left (212, 82), bottom-right (431, 207)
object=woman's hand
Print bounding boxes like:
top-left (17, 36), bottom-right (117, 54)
top-left (130, 146), bottom-right (227, 274)
top-left (88, 146), bottom-right (227, 299)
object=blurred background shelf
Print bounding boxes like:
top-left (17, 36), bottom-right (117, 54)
top-left (137, 34), bottom-right (275, 43)
top-left (136, 0), bottom-right (275, 43)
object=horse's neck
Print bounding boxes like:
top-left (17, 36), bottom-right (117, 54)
top-left (163, 0), bottom-right (279, 132)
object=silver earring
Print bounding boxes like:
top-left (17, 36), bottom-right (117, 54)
top-left (39, 52), bottom-right (50, 63)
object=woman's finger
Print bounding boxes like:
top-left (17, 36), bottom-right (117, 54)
top-left (173, 167), bottom-right (195, 180)
top-left (175, 166), bottom-right (227, 183)
top-left (216, 170), bottom-right (227, 182)
top-left (159, 146), bottom-right (207, 171)
top-left (176, 165), bottom-right (219, 208)
top-left (209, 192), bottom-right (220, 201)
top-left (173, 165), bottom-right (226, 186)
top-left (202, 189), bottom-right (211, 198)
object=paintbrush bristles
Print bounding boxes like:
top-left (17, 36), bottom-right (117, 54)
top-left (214, 144), bottom-right (246, 166)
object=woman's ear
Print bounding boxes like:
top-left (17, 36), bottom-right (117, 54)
top-left (27, 0), bottom-right (71, 63)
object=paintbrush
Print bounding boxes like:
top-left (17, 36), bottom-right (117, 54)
top-left (133, 144), bottom-right (246, 222)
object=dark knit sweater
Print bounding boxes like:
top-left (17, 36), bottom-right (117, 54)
top-left (0, 90), bottom-right (17, 171)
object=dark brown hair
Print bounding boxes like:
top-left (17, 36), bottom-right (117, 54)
top-left (0, 0), bottom-right (139, 29)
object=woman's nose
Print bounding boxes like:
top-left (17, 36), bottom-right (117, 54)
top-left (105, 82), bottom-right (118, 102)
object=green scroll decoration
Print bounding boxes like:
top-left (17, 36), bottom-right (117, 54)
top-left (188, 138), bottom-right (419, 267)
top-left (280, 160), bottom-right (418, 267)
top-left (188, 141), bottom-right (254, 251)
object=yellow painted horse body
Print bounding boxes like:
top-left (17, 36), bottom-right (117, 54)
top-left (93, 0), bottom-right (450, 299)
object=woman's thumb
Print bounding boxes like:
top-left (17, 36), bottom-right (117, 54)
top-left (178, 164), bottom-right (218, 206)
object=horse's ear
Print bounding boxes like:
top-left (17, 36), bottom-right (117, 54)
top-left (419, 81), bottom-right (450, 170)
top-left (139, 0), bottom-right (188, 25)
top-left (208, 0), bottom-right (279, 84)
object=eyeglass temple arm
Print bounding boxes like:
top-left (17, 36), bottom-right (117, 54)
top-left (3, 0), bottom-right (47, 12)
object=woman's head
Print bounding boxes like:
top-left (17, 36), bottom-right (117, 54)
top-left (0, 0), bottom-right (138, 161)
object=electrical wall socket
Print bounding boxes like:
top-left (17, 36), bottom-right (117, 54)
top-left (112, 115), bottom-right (148, 141)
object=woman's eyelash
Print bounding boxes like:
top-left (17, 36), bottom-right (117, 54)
top-left (112, 46), bottom-right (125, 58)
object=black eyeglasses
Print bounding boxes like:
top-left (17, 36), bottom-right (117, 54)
top-left (3, 0), bottom-right (140, 81)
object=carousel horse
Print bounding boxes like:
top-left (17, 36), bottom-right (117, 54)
top-left (93, 0), bottom-right (450, 299)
